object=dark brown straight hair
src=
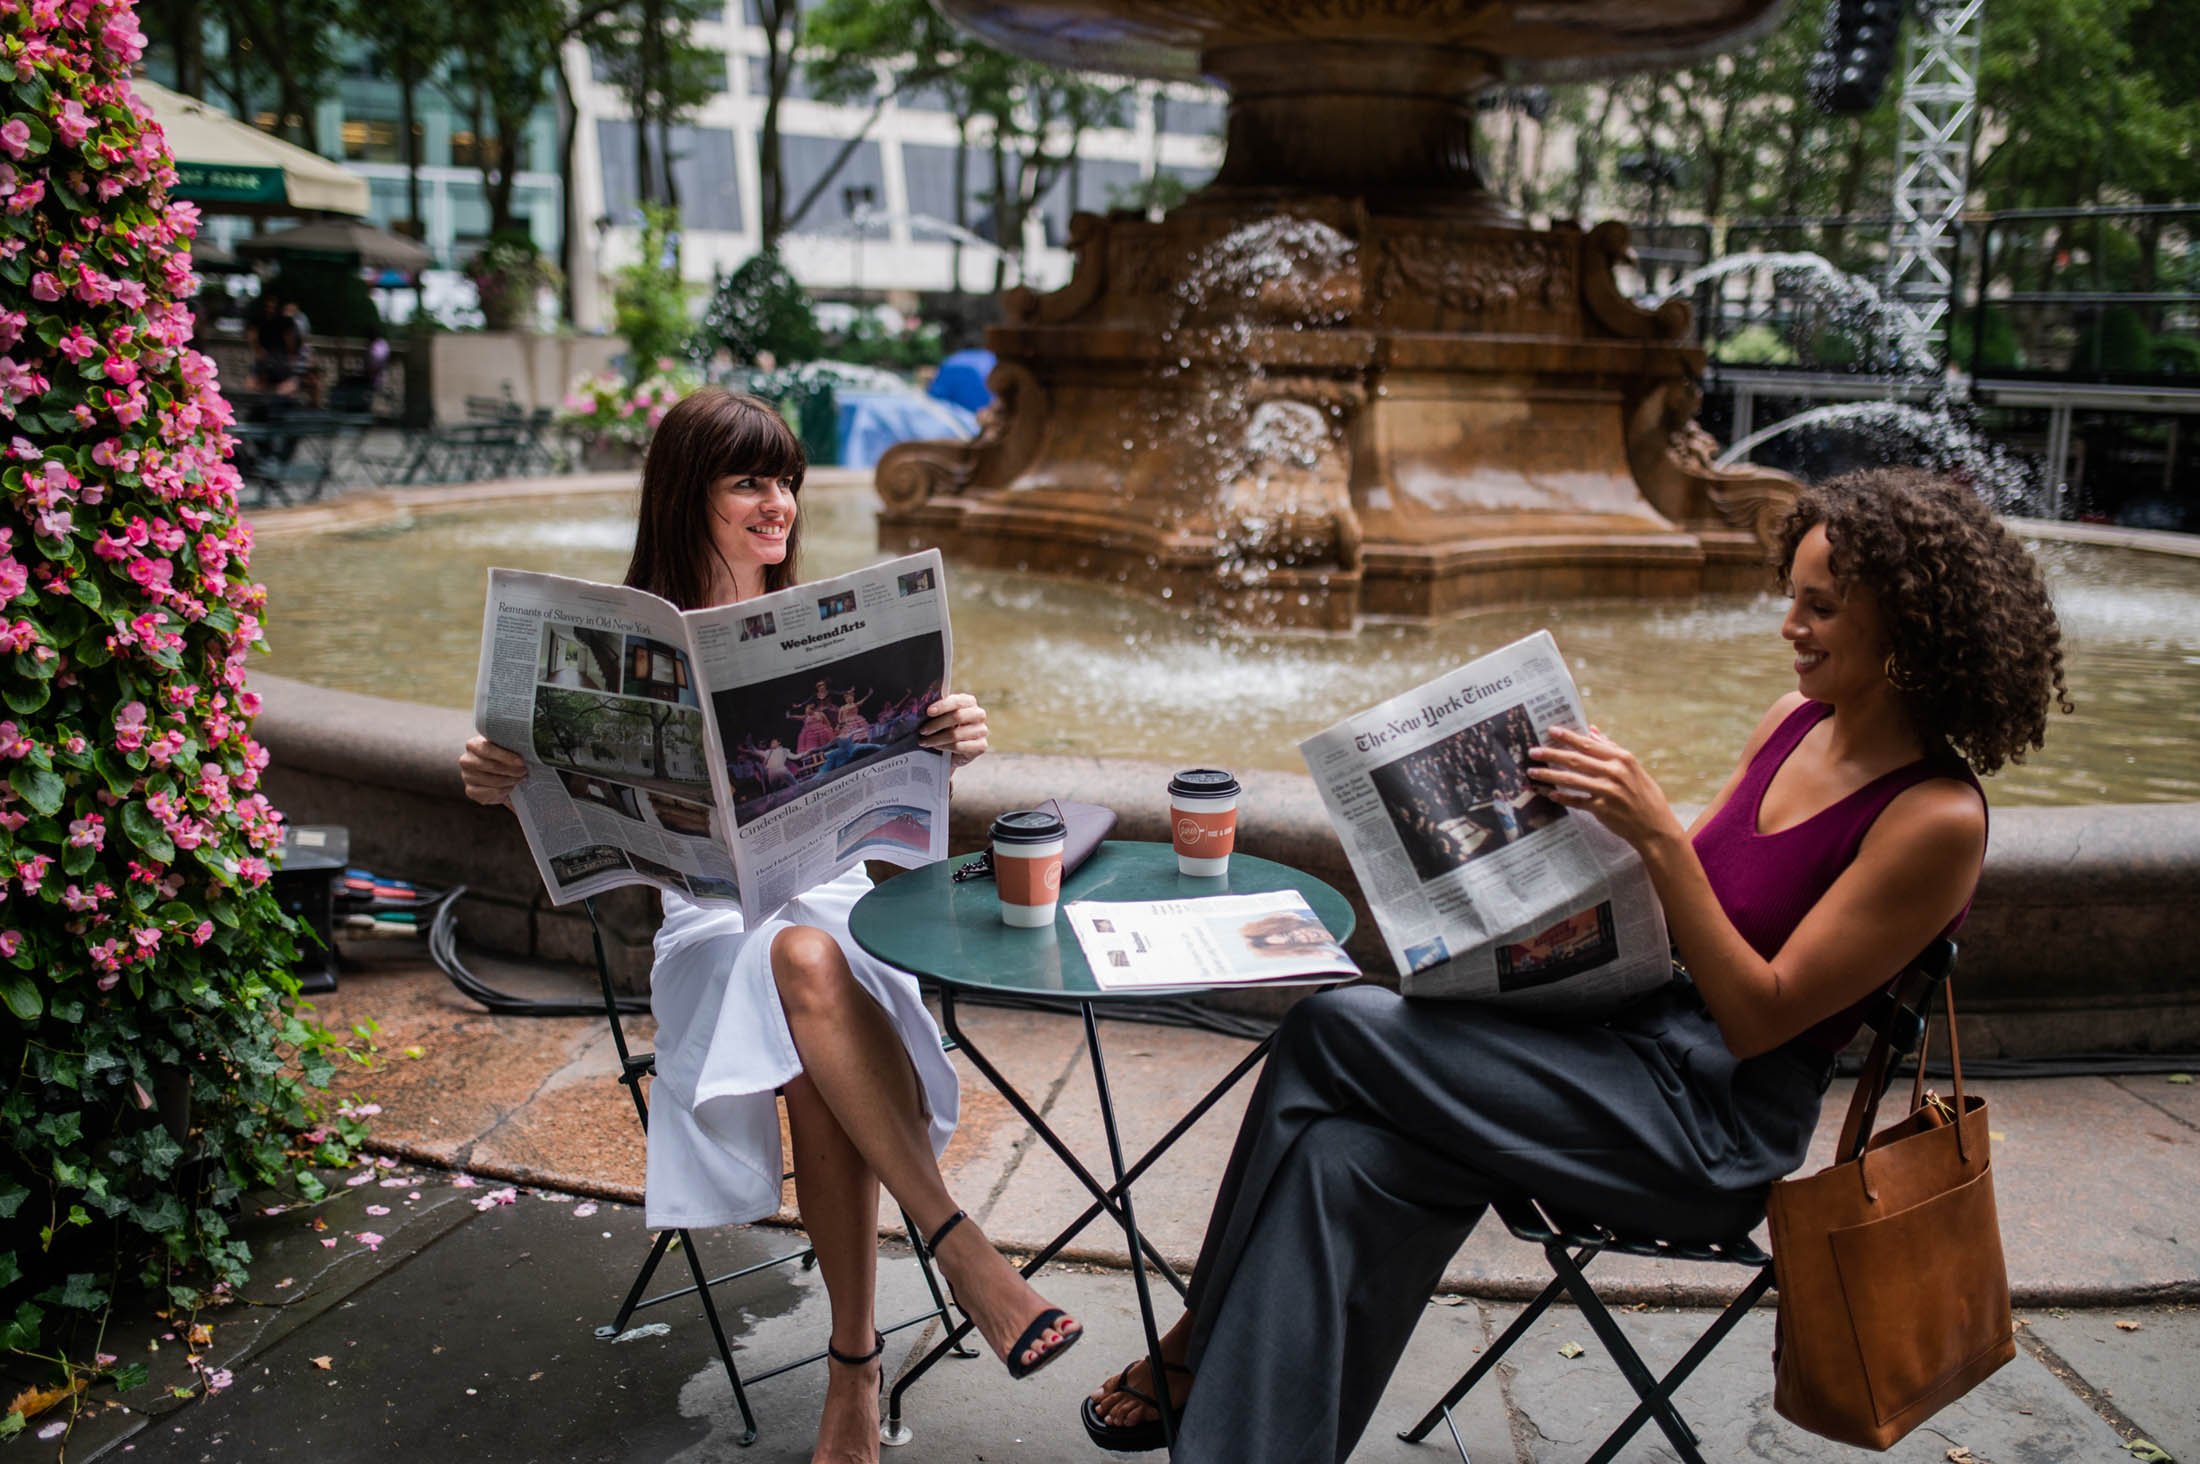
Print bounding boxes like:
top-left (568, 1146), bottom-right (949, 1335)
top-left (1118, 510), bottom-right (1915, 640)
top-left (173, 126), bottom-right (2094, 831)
top-left (623, 388), bottom-right (806, 609)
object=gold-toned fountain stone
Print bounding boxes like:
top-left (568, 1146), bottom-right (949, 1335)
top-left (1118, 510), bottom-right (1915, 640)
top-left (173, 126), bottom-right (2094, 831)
top-left (877, 0), bottom-right (1803, 629)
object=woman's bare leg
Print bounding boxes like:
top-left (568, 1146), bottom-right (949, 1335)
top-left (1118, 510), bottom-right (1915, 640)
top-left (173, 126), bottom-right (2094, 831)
top-left (772, 926), bottom-right (1080, 1371)
top-left (783, 1074), bottom-right (883, 1464)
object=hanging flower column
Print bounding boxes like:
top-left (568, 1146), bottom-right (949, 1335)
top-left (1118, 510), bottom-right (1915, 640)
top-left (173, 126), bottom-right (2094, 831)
top-left (0, 0), bottom-right (348, 1393)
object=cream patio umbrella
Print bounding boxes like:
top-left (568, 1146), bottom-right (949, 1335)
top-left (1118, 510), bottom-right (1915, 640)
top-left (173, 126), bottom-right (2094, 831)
top-left (133, 78), bottom-right (368, 217)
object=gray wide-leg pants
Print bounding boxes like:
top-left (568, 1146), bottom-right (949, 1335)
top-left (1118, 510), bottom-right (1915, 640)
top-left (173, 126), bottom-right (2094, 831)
top-left (1168, 983), bottom-right (1831, 1464)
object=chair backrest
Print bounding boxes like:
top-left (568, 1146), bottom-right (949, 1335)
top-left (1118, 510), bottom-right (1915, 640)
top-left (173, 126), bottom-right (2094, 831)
top-left (465, 392), bottom-right (520, 421)
top-left (1838, 937), bottom-right (1959, 1162)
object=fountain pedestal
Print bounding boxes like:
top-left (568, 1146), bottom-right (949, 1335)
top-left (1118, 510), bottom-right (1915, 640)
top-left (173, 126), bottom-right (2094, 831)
top-left (880, 211), bottom-right (1797, 627)
top-left (876, 1), bottom-right (1802, 628)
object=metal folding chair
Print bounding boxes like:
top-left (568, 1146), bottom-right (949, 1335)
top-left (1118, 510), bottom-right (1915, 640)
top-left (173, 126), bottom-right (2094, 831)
top-left (582, 899), bottom-right (968, 1446)
top-left (1401, 939), bottom-right (1958, 1464)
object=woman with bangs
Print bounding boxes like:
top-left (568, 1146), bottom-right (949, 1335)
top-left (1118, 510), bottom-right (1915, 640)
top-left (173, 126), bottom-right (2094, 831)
top-left (461, 390), bottom-right (1079, 1464)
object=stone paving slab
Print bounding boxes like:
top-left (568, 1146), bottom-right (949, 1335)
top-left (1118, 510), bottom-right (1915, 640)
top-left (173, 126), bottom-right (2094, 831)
top-left (1498, 1303), bottom-right (2135, 1464)
top-left (303, 952), bottom-right (2200, 1309)
top-left (2025, 1304), bottom-right (2200, 1464)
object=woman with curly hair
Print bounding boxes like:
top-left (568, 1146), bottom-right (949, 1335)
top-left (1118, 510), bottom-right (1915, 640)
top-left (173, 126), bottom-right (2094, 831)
top-left (1079, 467), bottom-right (2069, 1461)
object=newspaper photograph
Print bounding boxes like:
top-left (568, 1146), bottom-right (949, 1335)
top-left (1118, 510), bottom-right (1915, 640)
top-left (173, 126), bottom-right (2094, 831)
top-left (473, 550), bottom-right (954, 923)
top-left (1298, 631), bottom-right (1671, 1015)
top-left (1064, 891), bottom-right (1361, 992)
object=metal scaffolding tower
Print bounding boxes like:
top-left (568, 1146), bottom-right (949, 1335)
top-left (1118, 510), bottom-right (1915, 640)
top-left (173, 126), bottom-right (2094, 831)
top-left (1884, 0), bottom-right (1984, 351)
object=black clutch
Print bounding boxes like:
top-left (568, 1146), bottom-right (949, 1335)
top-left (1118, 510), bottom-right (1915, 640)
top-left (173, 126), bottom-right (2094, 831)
top-left (952, 799), bottom-right (1118, 883)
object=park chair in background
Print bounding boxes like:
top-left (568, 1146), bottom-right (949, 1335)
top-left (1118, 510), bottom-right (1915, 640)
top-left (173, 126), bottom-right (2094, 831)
top-left (582, 900), bottom-right (968, 1447)
top-left (1400, 939), bottom-right (1960, 1464)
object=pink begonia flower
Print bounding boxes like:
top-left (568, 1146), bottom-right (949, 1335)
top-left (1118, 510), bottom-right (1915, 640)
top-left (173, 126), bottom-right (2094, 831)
top-left (204, 1368), bottom-right (233, 1393)
top-left (131, 926), bottom-right (160, 952)
top-left (113, 701), bottom-right (148, 750)
top-left (54, 99), bottom-right (92, 147)
top-left (365, 1204), bottom-right (390, 1217)
top-left (66, 813), bottom-right (103, 848)
top-left (103, 354), bottom-right (137, 385)
top-left (102, 14), bottom-right (147, 62)
top-left (56, 328), bottom-right (96, 363)
top-left (16, 854), bottom-right (53, 894)
top-left (0, 120), bottom-right (28, 159)
top-left (0, 620), bottom-right (32, 653)
top-left (357, 1232), bottom-right (385, 1251)
top-left (235, 856), bottom-right (271, 885)
top-left (0, 930), bottom-right (18, 958)
top-left (189, 920), bottom-right (212, 945)
top-left (62, 884), bottom-right (101, 913)
top-left (27, 272), bottom-right (61, 302)
top-left (64, 735), bottom-right (86, 755)
top-left (0, 557), bottom-right (24, 601)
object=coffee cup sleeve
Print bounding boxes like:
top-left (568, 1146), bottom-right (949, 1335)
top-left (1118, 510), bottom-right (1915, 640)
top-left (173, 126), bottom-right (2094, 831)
top-left (953, 800), bottom-right (1118, 883)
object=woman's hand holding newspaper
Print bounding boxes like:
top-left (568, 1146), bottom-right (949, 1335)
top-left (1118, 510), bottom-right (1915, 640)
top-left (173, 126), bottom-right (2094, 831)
top-left (459, 736), bottom-right (528, 806)
top-left (1527, 725), bottom-right (1686, 852)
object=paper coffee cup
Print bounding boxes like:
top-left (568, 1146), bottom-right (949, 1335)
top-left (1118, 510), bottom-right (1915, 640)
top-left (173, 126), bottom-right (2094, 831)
top-left (991, 809), bottom-right (1066, 927)
top-left (1168, 769), bottom-right (1241, 877)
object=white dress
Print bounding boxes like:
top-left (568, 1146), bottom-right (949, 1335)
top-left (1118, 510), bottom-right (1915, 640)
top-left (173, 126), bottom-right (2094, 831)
top-left (643, 866), bottom-right (959, 1230)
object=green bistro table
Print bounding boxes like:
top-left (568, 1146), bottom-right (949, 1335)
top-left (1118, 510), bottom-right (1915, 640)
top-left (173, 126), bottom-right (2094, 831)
top-left (849, 840), bottom-right (1356, 1447)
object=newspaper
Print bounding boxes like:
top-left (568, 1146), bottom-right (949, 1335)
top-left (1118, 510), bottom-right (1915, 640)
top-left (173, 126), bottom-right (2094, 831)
top-left (1298, 631), bottom-right (1671, 1015)
top-left (1064, 891), bottom-right (1361, 992)
top-left (473, 550), bottom-right (955, 923)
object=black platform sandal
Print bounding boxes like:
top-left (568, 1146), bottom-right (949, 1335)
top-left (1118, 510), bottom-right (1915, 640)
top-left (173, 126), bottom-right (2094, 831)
top-left (924, 1209), bottom-right (1083, 1381)
top-left (1078, 1358), bottom-right (1192, 1454)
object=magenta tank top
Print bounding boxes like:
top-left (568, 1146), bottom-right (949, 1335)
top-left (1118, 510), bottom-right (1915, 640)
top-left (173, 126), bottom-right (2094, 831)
top-left (1691, 701), bottom-right (1983, 1052)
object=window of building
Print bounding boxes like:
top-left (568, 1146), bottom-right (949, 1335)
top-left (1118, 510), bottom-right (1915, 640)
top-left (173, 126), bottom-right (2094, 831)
top-left (778, 134), bottom-right (887, 235)
top-left (900, 141), bottom-right (995, 238)
top-left (341, 117), bottom-right (406, 163)
top-left (1158, 91), bottom-right (1226, 138)
top-left (597, 120), bottom-right (745, 233)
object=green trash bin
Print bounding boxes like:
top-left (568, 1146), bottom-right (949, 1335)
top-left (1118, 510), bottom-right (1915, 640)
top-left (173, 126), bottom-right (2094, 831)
top-left (794, 381), bottom-right (839, 467)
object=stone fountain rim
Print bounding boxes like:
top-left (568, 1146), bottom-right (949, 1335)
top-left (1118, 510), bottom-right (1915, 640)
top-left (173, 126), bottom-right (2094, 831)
top-left (247, 469), bottom-right (2200, 564)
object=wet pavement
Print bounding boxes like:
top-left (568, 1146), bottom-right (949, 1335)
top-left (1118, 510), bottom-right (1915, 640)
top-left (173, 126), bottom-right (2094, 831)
top-left (13, 943), bottom-right (2196, 1462)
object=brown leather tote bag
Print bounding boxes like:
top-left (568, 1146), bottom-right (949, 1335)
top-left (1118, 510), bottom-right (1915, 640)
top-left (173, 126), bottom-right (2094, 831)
top-left (1764, 983), bottom-right (2016, 1449)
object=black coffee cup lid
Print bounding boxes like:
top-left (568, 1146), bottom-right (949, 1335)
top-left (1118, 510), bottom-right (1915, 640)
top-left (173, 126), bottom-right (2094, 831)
top-left (991, 809), bottom-right (1066, 844)
top-left (1169, 768), bottom-right (1241, 799)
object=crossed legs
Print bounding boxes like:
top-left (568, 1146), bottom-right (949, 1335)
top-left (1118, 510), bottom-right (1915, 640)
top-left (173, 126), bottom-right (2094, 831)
top-left (771, 926), bottom-right (1080, 1462)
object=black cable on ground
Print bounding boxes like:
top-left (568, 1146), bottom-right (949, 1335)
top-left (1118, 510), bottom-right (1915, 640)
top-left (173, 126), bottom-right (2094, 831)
top-left (427, 887), bottom-right (649, 1017)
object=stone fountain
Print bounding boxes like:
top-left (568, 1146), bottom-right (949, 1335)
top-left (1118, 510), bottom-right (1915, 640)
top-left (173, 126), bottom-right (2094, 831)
top-left (877, 0), bottom-right (1804, 629)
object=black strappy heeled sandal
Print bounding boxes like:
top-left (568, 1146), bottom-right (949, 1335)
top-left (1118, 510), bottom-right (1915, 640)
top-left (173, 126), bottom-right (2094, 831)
top-left (924, 1209), bottom-right (1082, 1381)
top-left (1078, 1357), bottom-right (1191, 1453)
top-left (827, 1331), bottom-right (885, 1371)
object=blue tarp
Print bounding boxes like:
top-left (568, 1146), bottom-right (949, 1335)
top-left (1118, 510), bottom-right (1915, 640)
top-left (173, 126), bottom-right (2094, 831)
top-left (927, 348), bottom-right (996, 413)
top-left (836, 392), bottom-right (979, 470)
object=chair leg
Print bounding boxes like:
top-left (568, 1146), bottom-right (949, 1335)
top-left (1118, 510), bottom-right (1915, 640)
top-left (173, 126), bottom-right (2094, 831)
top-left (1580, 1265), bottom-right (1774, 1464)
top-left (598, 1228), bottom-right (677, 1339)
top-left (677, 1228), bottom-right (762, 1448)
top-left (1399, 1266), bottom-right (1578, 1445)
top-left (901, 1204), bottom-right (978, 1360)
top-left (1545, 1243), bottom-right (1707, 1464)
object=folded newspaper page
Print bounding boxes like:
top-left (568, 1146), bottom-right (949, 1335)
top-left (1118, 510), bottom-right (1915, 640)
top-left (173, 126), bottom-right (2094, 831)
top-left (1065, 891), bottom-right (1361, 992)
top-left (1298, 631), bottom-right (1671, 1014)
top-left (473, 550), bottom-right (954, 924)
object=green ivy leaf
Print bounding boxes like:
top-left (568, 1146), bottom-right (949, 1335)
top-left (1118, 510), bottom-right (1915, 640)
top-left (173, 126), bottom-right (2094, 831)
top-left (0, 974), bottom-right (41, 1022)
top-left (0, 1410), bottom-right (22, 1440)
top-left (9, 764), bottom-right (64, 816)
top-left (110, 1362), bottom-right (148, 1393)
top-left (120, 800), bottom-right (175, 863)
top-left (0, 1180), bottom-right (27, 1219)
top-left (55, 1272), bottom-right (106, 1310)
top-left (0, 1298), bottom-right (41, 1352)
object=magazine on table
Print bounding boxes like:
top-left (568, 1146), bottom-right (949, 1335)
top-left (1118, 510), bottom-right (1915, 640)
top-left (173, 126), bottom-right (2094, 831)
top-left (473, 550), bottom-right (954, 923)
top-left (1298, 631), bottom-right (1672, 1015)
top-left (1065, 891), bottom-right (1361, 992)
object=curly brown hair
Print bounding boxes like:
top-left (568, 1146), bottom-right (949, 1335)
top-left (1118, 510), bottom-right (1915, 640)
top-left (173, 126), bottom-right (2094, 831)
top-left (1776, 468), bottom-right (2072, 775)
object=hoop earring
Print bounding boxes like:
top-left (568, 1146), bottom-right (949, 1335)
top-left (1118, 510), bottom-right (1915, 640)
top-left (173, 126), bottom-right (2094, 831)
top-left (1883, 652), bottom-right (1923, 693)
